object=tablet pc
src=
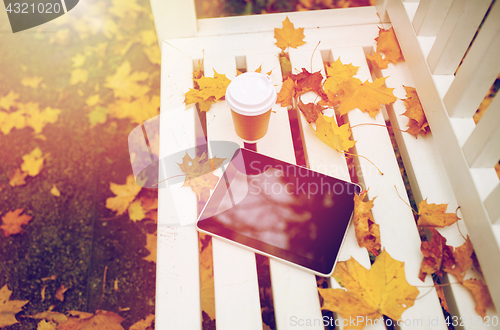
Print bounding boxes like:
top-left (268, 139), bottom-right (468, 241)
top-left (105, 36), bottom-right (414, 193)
top-left (197, 148), bottom-right (361, 276)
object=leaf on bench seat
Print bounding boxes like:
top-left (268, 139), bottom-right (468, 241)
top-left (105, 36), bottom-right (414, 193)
top-left (274, 17), bottom-right (305, 51)
top-left (376, 27), bottom-right (403, 64)
top-left (417, 199), bottom-right (460, 227)
top-left (353, 191), bottom-right (381, 256)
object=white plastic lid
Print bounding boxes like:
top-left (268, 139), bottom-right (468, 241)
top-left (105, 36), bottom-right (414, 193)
top-left (225, 72), bottom-right (277, 116)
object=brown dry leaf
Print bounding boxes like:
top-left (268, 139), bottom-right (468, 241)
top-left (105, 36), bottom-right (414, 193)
top-left (297, 99), bottom-right (324, 123)
top-left (352, 191), bottom-right (381, 255)
top-left (442, 236), bottom-right (473, 282)
top-left (177, 152), bottom-right (226, 201)
top-left (274, 17), bottom-right (305, 50)
top-left (9, 168), bottom-right (28, 187)
top-left (41, 285), bottom-right (46, 302)
top-left (105, 174), bottom-right (142, 215)
top-left (337, 77), bottom-right (397, 118)
top-left (418, 228), bottom-right (447, 281)
top-left (402, 86), bottom-right (429, 137)
top-left (291, 68), bottom-right (324, 97)
top-left (143, 233), bottom-right (157, 263)
top-left (0, 284), bottom-right (29, 328)
top-left (318, 250), bottom-right (419, 329)
top-left (55, 284), bottom-right (68, 302)
top-left (1, 209), bottom-right (33, 237)
top-left (462, 279), bottom-right (494, 318)
top-left (58, 310), bottom-right (125, 330)
top-left (276, 77), bottom-right (296, 108)
top-left (376, 27), bottom-right (403, 64)
top-left (366, 51), bottom-right (390, 70)
top-left (104, 61), bottom-right (149, 101)
top-left (314, 114), bottom-right (356, 153)
top-left (417, 199), bottom-right (460, 227)
top-left (129, 314), bottom-right (155, 330)
top-left (26, 310), bottom-right (68, 324)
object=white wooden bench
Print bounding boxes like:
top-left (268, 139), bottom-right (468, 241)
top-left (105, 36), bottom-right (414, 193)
top-left (149, 0), bottom-right (500, 329)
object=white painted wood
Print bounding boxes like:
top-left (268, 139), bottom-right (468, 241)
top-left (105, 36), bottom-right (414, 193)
top-left (463, 95), bottom-right (500, 168)
top-left (382, 58), bottom-right (498, 330)
top-left (426, 0), bottom-right (492, 75)
top-left (376, 0), bottom-right (391, 22)
top-left (149, 0), bottom-right (197, 46)
top-left (412, 0), bottom-right (453, 36)
top-left (443, 0), bottom-right (500, 118)
top-left (332, 46), bottom-right (447, 330)
top-left (485, 182), bottom-right (500, 224)
top-left (203, 56), bottom-right (263, 330)
top-left (387, 0), bottom-right (500, 311)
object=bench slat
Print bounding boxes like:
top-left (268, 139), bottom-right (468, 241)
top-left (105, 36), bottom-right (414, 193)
top-left (204, 55), bottom-right (263, 330)
top-left (332, 46), bottom-right (448, 329)
top-left (412, 0), bottom-right (453, 36)
top-left (443, 0), bottom-right (500, 118)
top-left (382, 59), bottom-right (499, 329)
top-left (426, 0), bottom-right (491, 75)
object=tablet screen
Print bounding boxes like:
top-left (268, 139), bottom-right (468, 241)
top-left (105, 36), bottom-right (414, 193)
top-left (197, 148), bottom-right (360, 276)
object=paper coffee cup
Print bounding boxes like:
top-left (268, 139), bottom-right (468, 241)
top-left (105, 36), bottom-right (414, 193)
top-left (225, 72), bottom-right (277, 143)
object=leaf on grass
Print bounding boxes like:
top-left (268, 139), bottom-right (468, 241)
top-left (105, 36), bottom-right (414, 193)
top-left (178, 152), bottom-right (226, 201)
top-left (104, 61), bottom-right (149, 101)
top-left (276, 77), bottom-right (296, 108)
top-left (353, 190), bottom-right (381, 255)
top-left (55, 285), bottom-right (68, 302)
top-left (27, 311), bottom-right (68, 324)
top-left (0, 284), bottom-right (29, 328)
top-left (109, 0), bottom-right (143, 19)
top-left (143, 233), bottom-right (157, 263)
top-left (87, 106), bottom-right (109, 127)
top-left (85, 95), bottom-right (101, 107)
top-left (462, 279), bottom-right (494, 318)
top-left (37, 320), bottom-right (57, 330)
top-left (128, 199), bottom-right (147, 222)
top-left (25, 104), bottom-right (61, 134)
top-left (402, 86), bottom-right (429, 137)
top-left (297, 99), bottom-right (324, 123)
top-left (50, 185), bottom-right (61, 197)
top-left (21, 76), bottom-right (44, 88)
top-left (70, 68), bottom-right (88, 85)
top-left (105, 174), bottom-right (142, 215)
top-left (143, 45), bottom-right (161, 65)
top-left (109, 95), bottom-right (159, 124)
top-left (0, 91), bottom-right (20, 110)
top-left (0, 109), bottom-right (25, 135)
top-left (9, 168), bottom-right (28, 187)
top-left (58, 310), bottom-right (125, 330)
top-left (417, 199), bottom-right (460, 227)
top-left (318, 250), bottom-right (419, 328)
top-left (314, 114), bottom-right (355, 153)
top-left (21, 147), bottom-right (46, 177)
top-left (376, 27), bottom-right (403, 64)
top-left (337, 77), bottom-right (397, 118)
top-left (274, 17), bottom-right (305, 50)
top-left (129, 314), bottom-right (155, 330)
top-left (71, 53), bottom-right (86, 68)
top-left (366, 51), bottom-right (390, 70)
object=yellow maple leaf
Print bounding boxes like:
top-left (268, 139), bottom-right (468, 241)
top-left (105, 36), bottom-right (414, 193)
top-left (128, 199), bottom-right (146, 222)
top-left (109, 0), bottom-right (143, 19)
top-left (274, 17), bottom-right (306, 50)
top-left (0, 91), bottom-right (20, 110)
top-left (87, 106), bottom-right (108, 127)
top-left (38, 320), bottom-right (57, 330)
top-left (21, 147), bottom-right (46, 177)
top-left (140, 30), bottom-right (158, 47)
top-left (366, 51), bottom-right (391, 70)
top-left (85, 95), bottom-right (101, 107)
top-left (71, 53), bottom-right (86, 68)
top-left (376, 27), bottom-right (403, 64)
top-left (143, 45), bottom-right (160, 65)
top-left (402, 86), bottom-right (430, 137)
top-left (314, 114), bottom-right (356, 153)
top-left (21, 76), bottom-right (43, 88)
top-left (143, 233), bottom-right (157, 263)
top-left (353, 190), bottom-right (381, 255)
top-left (324, 59), bottom-right (360, 96)
top-left (178, 152), bottom-right (226, 201)
top-left (185, 70), bottom-right (231, 112)
top-left (0, 284), bottom-right (29, 327)
top-left (22, 103), bottom-right (61, 134)
top-left (0, 110), bottom-right (26, 135)
top-left (9, 168), bottom-right (28, 187)
top-left (337, 77), bottom-right (397, 118)
top-left (318, 250), bottom-right (419, 329)
top-left (105, 174), bottom-right (142, 215)
top-left (276, 77), bottom-right (296, 108)
top-left (104, 61), bottom-right (149, 101)
top-left (109, 95), bottom-right (159, 124)
top-left (50, 184), bottom-right (61, 197)
top-left (70, 68), bottom-right (88, 85)
top-left (462, 279), bottom-right (494, 318)
top-left (417, 199), bottom-right (460, 227)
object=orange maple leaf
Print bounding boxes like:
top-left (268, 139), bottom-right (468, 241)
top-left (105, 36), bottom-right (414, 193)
top-left (58, 310), bottom-right (125, 330)
top-left (366, 51), bottom-right (391, 70)
top-left (143, 232), bottom-right (157, 263)
top-left (318, 250), bottom-right (419, 329)
top-left (274, 17), bottom-right (305, 50)
top-left (417, 199), bottom-right (460, 227)
top-left (105, 174), bottom-right (142, 215)
top-left (129, 314), bottom-right (155, 330)
top-left (352, 191), bottom-right (381, 255)
top-left (376, 27), bottom-right (403, 64)
top-left (402, 86), bottom-right (430, 137)
top-left (9, 168), bottom-right (28, 187)
top-left (337, 77), bottom-right (397, 118)
top-left (177, 152), bottom-right (226, 201)
top-left (0, 285), bottom-right (29, 328)
top-left (297, 98), bottom-right (324, 123)
top-left (314, 114), bottom-right (356, 153)
top-left (55, 284), bottom-right (69, 302)
top-left (291, 68), bottom-right (325, 97)
top-left (276, 77), bottom-right (296, 108)
top-left (1, 209), bottom-right (33, 237)
top-left (462, 279), bottom-right (494, 318)
top-left (279, 52), bottom-right (292, 81)
top-left (442, 236), bottom-right (473, 282)
top-left (418, 228), bottom-right (447, 281)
